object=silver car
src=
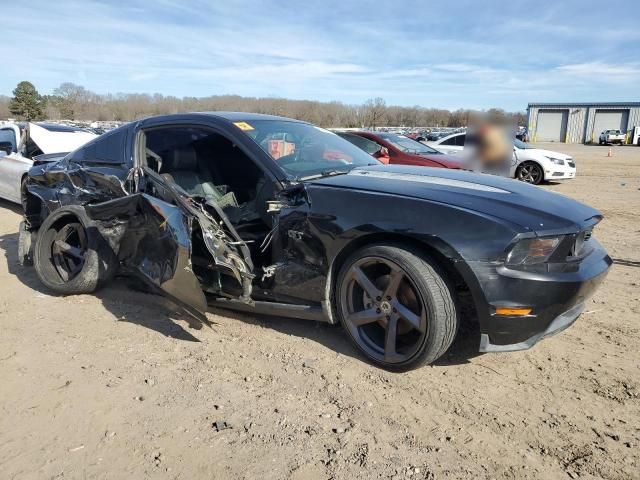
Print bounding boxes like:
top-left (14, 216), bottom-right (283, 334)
top-left (0, 122), bottom-right (97, 204)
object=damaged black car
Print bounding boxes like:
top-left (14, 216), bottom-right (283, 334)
top-left (19, 113), bottom-right (612, 370)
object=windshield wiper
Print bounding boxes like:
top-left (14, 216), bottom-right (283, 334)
top-left (298, 169), bottom-right (351, 181)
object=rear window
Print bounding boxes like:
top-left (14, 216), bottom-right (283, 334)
top-left (68, 125), bottom-right (129, 164)
top-left (339, 133), bottom-right (381, 154)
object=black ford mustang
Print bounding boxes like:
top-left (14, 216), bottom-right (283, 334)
top-left (19, 113), bottom-right (611, 370)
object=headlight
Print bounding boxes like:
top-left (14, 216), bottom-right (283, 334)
top-left (545, 156), bottom-right (565, 165)
top-left (506, 236), bottom-right (564, 265)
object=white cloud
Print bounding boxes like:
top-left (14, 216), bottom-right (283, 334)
top-left (554, 62), bottom-right (640, 82)
top-left (2, 0), bottom-right (639, 110)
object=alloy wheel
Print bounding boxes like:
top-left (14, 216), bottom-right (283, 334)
top-left (340, 256), bottom-right (428, 364)
top-left (517, 163), bottom-right (542, 184)
top-left (51, 223), bottom-right (88, 282)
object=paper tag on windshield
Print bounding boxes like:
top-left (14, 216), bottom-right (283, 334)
top-left (234, 121), bottom-right (254, 131)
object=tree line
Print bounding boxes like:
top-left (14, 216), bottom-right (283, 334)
top-left (1, 81), bottom-right (526, 128)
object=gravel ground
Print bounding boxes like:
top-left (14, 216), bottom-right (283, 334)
top-left (0, 143), bottom-right (638, 479)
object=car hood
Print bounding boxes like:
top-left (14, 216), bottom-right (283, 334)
top-left (310, 164), bottom-right (599, 233)
top-left (521, 148), bottom-right (572, 161)
top-left (410, 152), bottom-right (464, 168)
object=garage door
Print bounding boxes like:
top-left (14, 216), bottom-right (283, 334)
top-left (536, 110), bottom-right (568, 142)
top-left (592, 110), bottom-right (629, 141)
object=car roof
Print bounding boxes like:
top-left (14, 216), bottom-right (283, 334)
top-left (436, 132), bottom-right (464, 142)
top-left (348, 130), bottom-right (383, 138)
top-left (192, 111), bottom-right (307, 123)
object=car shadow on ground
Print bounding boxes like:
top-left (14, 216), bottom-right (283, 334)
top-left (0, 230), bottom-right (206, 342)
top-left (209, 305), bottom-right (484, 368)
top-left (0, 223), bottom-right (484, 368)
top-left (580, 142), bottom-right (639, 148)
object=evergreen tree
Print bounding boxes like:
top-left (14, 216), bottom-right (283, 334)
top-left (8, 81), bottom-right (46, 121)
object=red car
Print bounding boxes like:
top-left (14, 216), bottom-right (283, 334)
top-left (338, 131), bottom-right (462, 169)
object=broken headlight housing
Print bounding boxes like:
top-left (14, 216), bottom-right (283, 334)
top-left (505, 236), bottom-right (564, 265)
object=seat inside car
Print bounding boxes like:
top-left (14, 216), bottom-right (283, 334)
top-left (162, 145), bottom-right (237, 207)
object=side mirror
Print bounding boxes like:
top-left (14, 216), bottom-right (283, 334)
top-left (0, 142), bottom-right (13, 155)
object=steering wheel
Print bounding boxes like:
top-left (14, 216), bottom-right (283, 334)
top-left (275, 150), bottom-right (299, 166)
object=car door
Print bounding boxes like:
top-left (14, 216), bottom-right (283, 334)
top-left (126, 126), bottom-right (255, 317)
top-left (436, 134), bottom-right (464, 154)
top-left (363, 137), bottom-right (404, 165)
top-left (0, 125), bottom-right (28, 203)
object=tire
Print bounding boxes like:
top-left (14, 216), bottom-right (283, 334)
top-left (335, 244), bottom-right (457, 370)
top-left (516, 161), bottom-right (544, 185)
top-left (33, 206), bottom-right (117, 295)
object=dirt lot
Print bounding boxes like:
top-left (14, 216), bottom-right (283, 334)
top-left (0, 143), bottom-right (638, 479)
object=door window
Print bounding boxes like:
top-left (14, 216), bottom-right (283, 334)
top-left (340, 133), bottom-right (381, 155)
top-left (440, 135), bottom-right (459, 146)
top-left (0, 128), bottom-right (17, 153)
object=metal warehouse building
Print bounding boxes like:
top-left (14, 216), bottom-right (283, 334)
top-left (527, 102), bottom-right (640, 143)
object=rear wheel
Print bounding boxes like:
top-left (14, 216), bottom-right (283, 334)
top-left (33, 207), bottom-right (117, 294)
top-left (516, 162), bottom-right (544, 185)
top-left (336, 244), bottom-right (457, 370)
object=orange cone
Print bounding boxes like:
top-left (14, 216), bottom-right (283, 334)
top-left (607, 147), bottom-right (612, 157)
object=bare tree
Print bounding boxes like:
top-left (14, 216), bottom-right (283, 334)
top-left (362, 97), bottom-right (387, 130)
top-left (8, 81), bottom-right (527, 128)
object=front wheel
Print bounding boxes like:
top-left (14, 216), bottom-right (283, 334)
top-left (516, 162), bottom-right (544, 185)
top-left (336, 244), bottom-right (458, 370)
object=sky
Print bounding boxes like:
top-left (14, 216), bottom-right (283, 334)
top-left (2, 0), bottom-right (639, 111)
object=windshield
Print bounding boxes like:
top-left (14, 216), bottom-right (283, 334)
top-left (377, 133), bottom-right (441, 154)
top-left (337, 133), bottom-right (382, 155)
top-left (239, 120), bottom-right (379, 179)
top-left (513, 139), bottom-right (534, 149)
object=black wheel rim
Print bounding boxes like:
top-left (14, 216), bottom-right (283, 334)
top-left (51, 223), bottom-right (87, 282)
top-left (517, 164), bottom-right (542, 184)
top-left (340, 256), bottom-right (428, 364)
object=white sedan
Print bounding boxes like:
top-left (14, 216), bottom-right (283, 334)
top-left (0, 122), bottom-right (97, 204)
top-left (427, 133), bottom-right (576, 185)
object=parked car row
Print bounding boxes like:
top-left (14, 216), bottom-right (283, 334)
top-left (336, 130), bottom-right (576, 185)
top-left (7, 112), bottom-right (610, 370)
top-left (336, 131), bottom-right (462, 169)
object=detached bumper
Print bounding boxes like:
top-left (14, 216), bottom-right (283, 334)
top-left (473, 239), bottom-right (611, 352)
